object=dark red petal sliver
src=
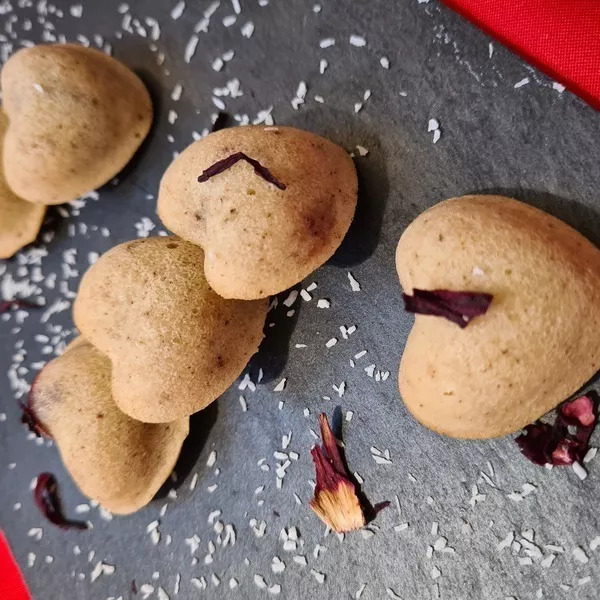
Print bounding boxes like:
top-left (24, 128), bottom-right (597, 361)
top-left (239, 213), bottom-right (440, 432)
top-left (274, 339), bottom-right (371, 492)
top-left (318, 413), bottom-right (346, 476)
top-left (20, 402), bottom-right (50, 438)
top-left (0, 299), bottom-right (41, 313)
top-left (197, 152), bottom-right (287, 190)
top-left (34, 473), bottom-right (88, 530)
top-left (402, 289), bottom-right (493, 328)
top-left (21, 374), bottom-right (51, 438)
top-left (311, 445), bottom-right (349, 496)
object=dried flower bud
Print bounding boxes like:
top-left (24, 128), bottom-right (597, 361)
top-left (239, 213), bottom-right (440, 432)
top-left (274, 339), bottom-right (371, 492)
top-left (309, 414), bottom-right (365, 533)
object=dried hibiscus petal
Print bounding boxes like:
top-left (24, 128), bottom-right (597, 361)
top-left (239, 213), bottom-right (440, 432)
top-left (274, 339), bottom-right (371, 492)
top-left (515, 423), bottom-right (555, 466)
top-left (402, 289), bottom-right (492, 328)
top-left (20, 402), bottom-right (50, 438)
top-left (310, 414), bottom-right (365, 533)
top-left (0, 298), bottom-right (41, 313)
top-left (318, 412), bottom-right (346, 476)
top-left (34, 473), bottom-right (88, 530)
top-left (197, 152), bottom-right (287, 190)
top-left (559, 394), bottom-right (595, 427)
top-left (516, 395), bottom-right (597, 467)
top-left (21, 375), bottom-right (51, 438)
top-left (309, 414), bottom-right (389, 533)
top-left (551, 439), bottom-right (579, 466)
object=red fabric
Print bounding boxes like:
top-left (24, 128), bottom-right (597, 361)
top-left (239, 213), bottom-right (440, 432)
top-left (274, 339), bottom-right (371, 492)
top-left (440, 0), bottom-right (600, 110)
top-left (0, 530), bottom-right (32, 600)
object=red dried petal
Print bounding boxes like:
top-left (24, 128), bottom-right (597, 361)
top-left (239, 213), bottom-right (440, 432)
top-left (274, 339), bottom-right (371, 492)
top-left (0, 299), bottom-right (41, 313)
top-left (559, 395), bottom-right (595, 427)
top-left (402, 289), bottom-right (492, 328)
top-left (20, 403), bottom-right (50, 438)
top-left (21, 375), bottom-right (52, 438)
top-left (311, 446), bottom-right (348, 495)
top-left (551, 439), bottom-right (578, 466)
top-left (515, 423), bottom-right (555, 466)
top-left (318, 414), bottom-right (346, 476)
top-left (34, 473), bottom-right (88, 530)
top-left (197, 152), bottom-right (286, 190)
top-left (516, 395), bottom-right (598, 467)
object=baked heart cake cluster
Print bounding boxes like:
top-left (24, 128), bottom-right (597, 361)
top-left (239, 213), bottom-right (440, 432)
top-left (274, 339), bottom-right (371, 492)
top-left (3, 42), bottom-right (600, 517)
top-left (4, 44), bottom-right (358, 512)
top-left (31, 235), bottom-right (270, 513)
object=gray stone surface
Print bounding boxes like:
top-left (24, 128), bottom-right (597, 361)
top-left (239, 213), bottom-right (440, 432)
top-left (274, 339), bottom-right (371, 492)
top-left (1, 0), bottom-right (599, 599)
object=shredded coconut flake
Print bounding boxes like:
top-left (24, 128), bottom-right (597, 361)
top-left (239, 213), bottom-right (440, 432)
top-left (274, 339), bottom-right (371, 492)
top-left (184, 35), bottom-right (199, 63)
top-left (347, 272), bottom-right (361, 291)
top-left (241, 21), bottom-right (255, 38)
top-left (349, 34), bottom-right (366, 47)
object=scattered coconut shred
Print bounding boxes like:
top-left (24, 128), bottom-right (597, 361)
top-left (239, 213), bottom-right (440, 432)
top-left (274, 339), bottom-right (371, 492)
top-left (0, 1), bottom-right (597, 599)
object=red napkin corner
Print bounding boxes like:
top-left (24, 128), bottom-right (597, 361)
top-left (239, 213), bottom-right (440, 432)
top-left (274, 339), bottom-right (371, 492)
top-left (0, 530), bottom-right (32, 600)
top-left (440, 0), bottom-right (600, 110)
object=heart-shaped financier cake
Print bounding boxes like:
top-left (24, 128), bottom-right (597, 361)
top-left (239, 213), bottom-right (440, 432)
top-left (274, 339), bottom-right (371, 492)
top-left (30, 337), bottom-right (189, 514)
top-left (396, 195), bottom-right (600, 439)
top-left (1, 44), bottom-right (152, 205)
top-left (157, 126), bottom-right (358, 299)
top-left (0, 111), bottom-right (45, 258)
top-left (73, 236), bottom-right (268, 423)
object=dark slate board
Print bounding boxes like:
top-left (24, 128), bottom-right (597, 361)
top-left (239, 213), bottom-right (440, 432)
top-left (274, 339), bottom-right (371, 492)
top-left (1, 1), bottom-right (599, 599)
